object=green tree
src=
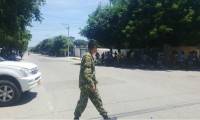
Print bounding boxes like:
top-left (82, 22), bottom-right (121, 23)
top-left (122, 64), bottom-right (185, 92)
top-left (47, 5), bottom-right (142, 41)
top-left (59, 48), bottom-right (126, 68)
top-left (80, 0), bottom-right (200, 49)
top-left (0, 0), bottom-right (45, 57)
top-left (31, 35), bottom-right (74, 57)
top-left (30, 41), bottom-right (42, 53)
top-left (73, 39), bottom-right (88, 46)
top-left (79, 4), bottom-right (119, 49)
top-left (0, 0), bottom-right (45, 36)
top-left (52, 35), bottom-right (73, 56)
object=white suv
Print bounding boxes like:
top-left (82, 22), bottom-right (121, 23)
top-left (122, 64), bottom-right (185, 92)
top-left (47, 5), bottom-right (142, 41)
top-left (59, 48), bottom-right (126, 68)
top-left (0, 57), bottom-right (41, 107)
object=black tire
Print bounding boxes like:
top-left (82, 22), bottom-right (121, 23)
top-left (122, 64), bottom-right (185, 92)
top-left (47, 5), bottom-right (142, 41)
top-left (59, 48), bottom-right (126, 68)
top-left (0, 80), bottom-right (22, 107)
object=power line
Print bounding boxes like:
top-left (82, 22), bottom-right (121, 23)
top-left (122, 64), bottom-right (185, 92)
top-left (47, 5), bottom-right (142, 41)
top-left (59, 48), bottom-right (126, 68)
top-left (67, 0), bottom-right (99, 20)
top-left (43, 0), bottom-right (108, 38)
top-left (42, 14), bottom-right (67, 19)
top-left (45, 22), bottom-right (86, 35)
top-left (30, 24), bottom-right (85, 29)
top-left (31, 23), bottom-right (85, 27)
top-left (29, 27), bottom-right (80, 30)
top-left (41, 0), bottom-right (99, 21)
top-left (67, 0), bottom-right (108, 23)
top-left (68, 7), bottom-right (97, 22)
top-left (32, 23), bottom-right (84, 25)
top-left (67, 0), bottom-right (108, 24)
top-left (62, 23), bottom-right (70, 57)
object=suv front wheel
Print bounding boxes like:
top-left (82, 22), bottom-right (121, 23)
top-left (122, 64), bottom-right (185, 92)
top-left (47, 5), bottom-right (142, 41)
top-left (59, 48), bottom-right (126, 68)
top-left (0, 80), bottom-right (22, 107)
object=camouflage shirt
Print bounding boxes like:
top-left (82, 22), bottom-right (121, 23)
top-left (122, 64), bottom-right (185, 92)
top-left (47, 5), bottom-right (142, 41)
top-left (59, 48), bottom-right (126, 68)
top-left (79, 52), bottom-right (96, 89)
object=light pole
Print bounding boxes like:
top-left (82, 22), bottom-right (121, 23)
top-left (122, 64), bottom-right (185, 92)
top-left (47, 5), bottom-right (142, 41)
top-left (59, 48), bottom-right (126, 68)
top-left (67, 24), bottom-right (69, 57)
top-left (62, 23), bottom-right (69, 57)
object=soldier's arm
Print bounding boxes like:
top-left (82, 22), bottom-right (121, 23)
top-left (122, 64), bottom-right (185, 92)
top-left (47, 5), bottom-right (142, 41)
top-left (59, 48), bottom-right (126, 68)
top-left (83, 55), bottom-right (95, 87)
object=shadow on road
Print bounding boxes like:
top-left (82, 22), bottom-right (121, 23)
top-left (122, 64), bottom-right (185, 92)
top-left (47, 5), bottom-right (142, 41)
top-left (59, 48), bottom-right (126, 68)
top-left (73, 63), bottom-right (81, 65)
top-left (73, 62), bottom-right (200, 72)
top-left (90, 99), bottom-right (200, 119)
top-left (15, 92), bottom-right (37, 106)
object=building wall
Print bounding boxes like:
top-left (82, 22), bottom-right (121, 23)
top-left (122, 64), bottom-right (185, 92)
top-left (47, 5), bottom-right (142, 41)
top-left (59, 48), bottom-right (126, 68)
top-left (69, 36), bottom-right (75, 42)
top-left (164, 44), bottom-right (199, 64)
top-left (74, 47), bottom-right (87, 57)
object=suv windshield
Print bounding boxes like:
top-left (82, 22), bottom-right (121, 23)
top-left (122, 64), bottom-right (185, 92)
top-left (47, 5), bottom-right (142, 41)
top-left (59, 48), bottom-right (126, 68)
top-left (0, 56), bottom-right (5, 61)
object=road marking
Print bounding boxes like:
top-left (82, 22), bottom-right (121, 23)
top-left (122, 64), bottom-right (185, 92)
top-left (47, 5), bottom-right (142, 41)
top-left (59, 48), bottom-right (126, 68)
top-left (41, 86), bottom-right (55, 111)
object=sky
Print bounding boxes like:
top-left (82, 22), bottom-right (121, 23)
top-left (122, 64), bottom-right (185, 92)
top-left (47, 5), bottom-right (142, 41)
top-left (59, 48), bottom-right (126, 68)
top-left (27, 0), bottom-right (110, 47)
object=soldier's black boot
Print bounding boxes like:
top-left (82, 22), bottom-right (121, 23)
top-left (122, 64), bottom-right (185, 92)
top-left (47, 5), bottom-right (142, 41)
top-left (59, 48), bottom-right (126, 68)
top-left (102, 115), bottom-right (117, 120)
top-left (74, 116), bottom-right (79, 120)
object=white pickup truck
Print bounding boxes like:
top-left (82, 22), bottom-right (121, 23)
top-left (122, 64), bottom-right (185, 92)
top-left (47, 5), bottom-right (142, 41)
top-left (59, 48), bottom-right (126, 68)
top-left (0, 57), bottom-right (41, 107)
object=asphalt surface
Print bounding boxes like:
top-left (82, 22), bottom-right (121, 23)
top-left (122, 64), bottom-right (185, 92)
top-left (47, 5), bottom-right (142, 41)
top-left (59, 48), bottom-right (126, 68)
top-left (1, 53), bottom-right (200, 119)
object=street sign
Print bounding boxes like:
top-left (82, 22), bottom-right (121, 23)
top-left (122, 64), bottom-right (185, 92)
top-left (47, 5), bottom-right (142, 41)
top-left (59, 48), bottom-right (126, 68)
top-left (125, 41), bottom-right (129, 46)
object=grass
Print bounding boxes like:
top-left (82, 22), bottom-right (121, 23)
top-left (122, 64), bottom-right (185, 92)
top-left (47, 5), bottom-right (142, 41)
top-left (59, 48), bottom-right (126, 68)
top-left (71, 58), bottom-right (81, 61)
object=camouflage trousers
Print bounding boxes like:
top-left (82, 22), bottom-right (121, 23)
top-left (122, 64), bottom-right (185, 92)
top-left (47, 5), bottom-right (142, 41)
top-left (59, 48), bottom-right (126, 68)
top-left (74, 88), bottom-right (107, 117)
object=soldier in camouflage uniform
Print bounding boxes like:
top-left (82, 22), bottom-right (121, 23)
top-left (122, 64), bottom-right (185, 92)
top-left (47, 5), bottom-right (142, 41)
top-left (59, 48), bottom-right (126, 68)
top-left (74, 40), bottom-right (116, 120)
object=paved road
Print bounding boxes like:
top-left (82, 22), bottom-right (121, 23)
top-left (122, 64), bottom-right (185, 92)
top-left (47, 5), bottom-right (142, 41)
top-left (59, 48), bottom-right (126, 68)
top-left (1, 53), bottom-right (200, 119)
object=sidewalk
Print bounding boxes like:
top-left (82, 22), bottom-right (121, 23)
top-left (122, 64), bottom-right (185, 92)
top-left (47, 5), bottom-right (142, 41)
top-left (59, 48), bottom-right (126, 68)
top-left (62, 56), bottom-right (82, 61)
top-left (39, 54), bottom-right (82, 62)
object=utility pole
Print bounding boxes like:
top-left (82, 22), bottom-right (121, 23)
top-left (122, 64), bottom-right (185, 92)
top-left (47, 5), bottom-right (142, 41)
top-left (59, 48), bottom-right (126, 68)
top-left (62, 23), bottom-right (69, 57)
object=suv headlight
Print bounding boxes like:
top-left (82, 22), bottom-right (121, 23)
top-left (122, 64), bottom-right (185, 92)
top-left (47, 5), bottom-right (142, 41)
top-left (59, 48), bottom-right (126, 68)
top-left (20, 68), bottom-right (32, 77)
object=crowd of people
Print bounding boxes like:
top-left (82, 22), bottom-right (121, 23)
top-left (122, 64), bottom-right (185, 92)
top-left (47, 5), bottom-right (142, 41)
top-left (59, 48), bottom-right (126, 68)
top-left (95, 50), bottom-right (164, 68)
top-left (171, 50), bottom-right (199, 69)
top-left (94, 49), bottom-right (200, 69)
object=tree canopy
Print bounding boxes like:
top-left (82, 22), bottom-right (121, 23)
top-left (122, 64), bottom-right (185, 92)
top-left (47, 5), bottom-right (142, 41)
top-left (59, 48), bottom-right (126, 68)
top-left (30, 35), bottom-right (73, 56)
top-left (80, 0), bottom-right (200, 49)
top-left (73, 39), bottom-right (88, 46)
top-left (0, 0), bottom-right (45, 57)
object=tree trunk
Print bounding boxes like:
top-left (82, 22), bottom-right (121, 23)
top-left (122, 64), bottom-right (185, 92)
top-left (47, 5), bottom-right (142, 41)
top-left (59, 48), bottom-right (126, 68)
top-left (110, 44), bottom-right (113, 57)
top-left (116, 39), bottom-right (121, 52)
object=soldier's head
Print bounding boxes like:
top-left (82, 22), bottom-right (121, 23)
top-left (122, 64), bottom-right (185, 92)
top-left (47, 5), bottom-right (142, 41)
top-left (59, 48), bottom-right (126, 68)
top-left (88, 40), bottom-right (98, 54)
